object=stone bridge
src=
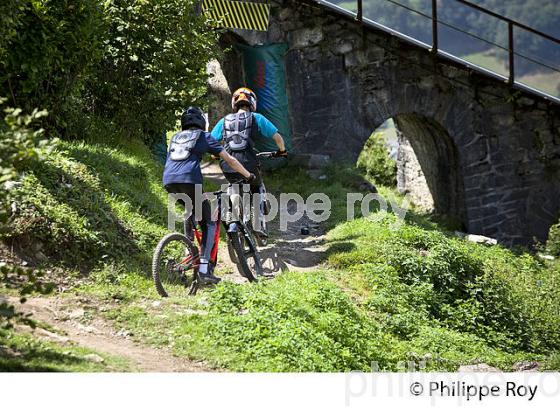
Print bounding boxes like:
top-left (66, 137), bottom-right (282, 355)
top-left (208, 0), bottom-right (560, 247)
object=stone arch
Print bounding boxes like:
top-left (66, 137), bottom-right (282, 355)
top-left (394, 114), bottom-right (466, 224)
top-left (208, 0), bottom-right (560, 246)
top-left (358, 113), bottom-right (466, 226)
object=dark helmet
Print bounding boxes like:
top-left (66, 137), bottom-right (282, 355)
top-left (181, 106), bottom-right (206, 130)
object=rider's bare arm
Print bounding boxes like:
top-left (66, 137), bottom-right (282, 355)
top-left (219, 150), bottom-right (252, 179)
top-left (272, 133), bottom-right (286, 152)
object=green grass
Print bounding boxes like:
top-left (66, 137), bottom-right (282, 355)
top-left (0, 328), bottom-right (132, 371)
top-left (3, 134), bottom-right (560, 372)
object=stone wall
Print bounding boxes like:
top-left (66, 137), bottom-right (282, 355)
top-left (211, 0), bottom-right (560, 247)
top-left (396, 129), bottom-right (434, 213)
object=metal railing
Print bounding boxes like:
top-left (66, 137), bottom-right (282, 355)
top-left (313, 0), bottom-right (560, 103)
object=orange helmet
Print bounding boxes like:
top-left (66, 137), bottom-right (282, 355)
top-left (232, 87), bottom-right (257, 112)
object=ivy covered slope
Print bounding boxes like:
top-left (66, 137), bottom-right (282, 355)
top-left (6, 138), bottom-right (169, 269)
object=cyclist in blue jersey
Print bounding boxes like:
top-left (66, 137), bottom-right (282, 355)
top-left (211, 87), bottom-right (287, 238)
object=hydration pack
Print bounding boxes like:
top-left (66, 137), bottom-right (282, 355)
top-left (223, 111), bottom-right (255, 152)
top-left (168, 130), bottom-right (202, 161)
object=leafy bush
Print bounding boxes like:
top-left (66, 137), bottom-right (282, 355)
top-left (356, 131), bottom-right (397, 187)
top-left (328, 217), bottom-right (560, 354)
top-left (86, 0), bottom-right (220, 142)
top-left (0, 0), bottom-right (105, 131)
top-left (0, 102), bottom-right (54, 329)
top-left (0, 0), bottom-right (24, 62)
top-left (2, 0), bottom-right (219, 142)
top-left (0, 100), bottom-right (50, 231)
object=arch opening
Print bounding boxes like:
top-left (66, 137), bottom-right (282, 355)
top-left (357, 115), bottom-right (466, 228)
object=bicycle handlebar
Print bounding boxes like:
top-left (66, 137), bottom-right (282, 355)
top-left (256, 151), bottom-right (278, 159)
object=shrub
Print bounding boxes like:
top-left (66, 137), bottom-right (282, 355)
top-left (86, 0), bottom-right (220, 143)
top-left (0, 100), bottom-right (50, 231)
top-left (0, 0), bottom-right (105, 131)
top-left (0, 102), bottom-right (54, 330)
top-left (356, 131), bottom-right (397, 186)
top-left (0, 0), bottom-right (24, 62)
top-left (546, 221), bottom-right (560, 256)
top-left (328, 217), bottom-right (560, 355)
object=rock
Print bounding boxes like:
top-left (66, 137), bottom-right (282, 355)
top-left (465, 234), bottom-right (498, 246)
top-left (68, 308), bottom-right (85, 319)
top-left (307, 169), bottom-right (326, 179)
top-left (291, 27), bottom-right (323, 48)
top-left (513, 361), bottom-right (541, 372)
top-left (291, 154), bottom-right (330, 170)
top-left (151, 301), bottom-right (161, 308)
top-left (117, 328), bottom-right (132, 337)
top-left (458, 363), bottom-right (500, 372)
top-left (36, 328), bottom-right (70, 344)
top-left (4, 181), bottom-right (22, 190)
top-left (84, 353), bottom-right (104, 364)
top-left (344, 50), bottom-right (367, 68)
top-left (278, 7), bottom-right (292, 21)
top-left (0, 345), bottom-right (22, 358)
top-left (332, 40), bottom-right (353, 54)
top-left (517, 97), bottom-right (535, 107)
top-left (34, 251), bottom-right (48, 263)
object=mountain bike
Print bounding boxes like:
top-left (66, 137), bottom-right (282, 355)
top-left (152, 181), bottom-right (263, 297)
top-left (245, 151), bottom-right (278, 247)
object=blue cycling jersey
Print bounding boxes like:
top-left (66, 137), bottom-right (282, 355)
top-left (211, 112), bottom-right (278, 142)
top-left (162, 130), bottom-right (223, 186)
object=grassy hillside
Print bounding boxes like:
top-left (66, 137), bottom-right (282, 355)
top-left (2, 137), bottom-right (560, 371)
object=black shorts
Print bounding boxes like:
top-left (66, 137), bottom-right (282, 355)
top-left (164, 183), bottom-right (212, 222)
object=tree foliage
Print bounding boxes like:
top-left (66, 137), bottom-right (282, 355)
top-left (0, 0), bottom-right (105, 131)
top-left (87, 0), bottom-right (220, 142)
top-left (0, 0), bottom-right (220, 141)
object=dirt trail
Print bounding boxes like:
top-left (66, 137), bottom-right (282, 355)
top-left (202, 161), bottom-right (327, 279)
top-left (10, 296), bottom-right (210, 372)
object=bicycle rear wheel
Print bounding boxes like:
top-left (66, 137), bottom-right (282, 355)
top-left (152, 233), bottom-right (198, 297)
top-left (228, 226), bottom-right (262, 282)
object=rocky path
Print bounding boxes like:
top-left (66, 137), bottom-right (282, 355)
top-left (202, 161), bottom-right (328, 280)
top-left (10, 296), bottom-right (211, 372)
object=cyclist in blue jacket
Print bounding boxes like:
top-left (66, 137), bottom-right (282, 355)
top-left (163, 107), bottom-right (255, 284)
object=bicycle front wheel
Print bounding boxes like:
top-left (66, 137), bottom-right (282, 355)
top-left (228, 226), bottom-right (262, 282)
top-left (152, 233), bottom-right (198, 297)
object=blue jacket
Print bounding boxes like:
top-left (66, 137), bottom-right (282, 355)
top-left (163, 130), bottom-right (223, 186)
